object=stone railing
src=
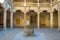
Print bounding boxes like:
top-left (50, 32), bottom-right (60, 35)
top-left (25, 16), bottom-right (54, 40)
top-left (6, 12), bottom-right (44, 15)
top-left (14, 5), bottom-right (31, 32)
top-left (13, 2), bottom-right (50, 7)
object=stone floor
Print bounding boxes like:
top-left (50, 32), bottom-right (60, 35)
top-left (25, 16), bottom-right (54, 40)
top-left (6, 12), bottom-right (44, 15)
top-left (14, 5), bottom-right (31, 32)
top-left (0, 28), bottom-right (60, 40)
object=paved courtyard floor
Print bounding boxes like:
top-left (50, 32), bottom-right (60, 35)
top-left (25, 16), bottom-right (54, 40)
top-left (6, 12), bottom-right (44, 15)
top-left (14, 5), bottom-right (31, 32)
top-left (0, 28), bottom-right (60, 40)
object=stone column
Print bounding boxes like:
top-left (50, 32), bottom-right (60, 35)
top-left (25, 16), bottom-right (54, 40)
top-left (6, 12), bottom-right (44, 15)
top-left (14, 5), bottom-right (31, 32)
top-left (37, 12), bottom-right (40, 28)
top-left (50, 0), bottom-right (53, 29)
top-left (50, 11), bottom-right (53, 29)
top-left (37, 6), bottom-right (40, 28)
top-left (24, 0), bottom-right (26, 27)
top-left (10, 11), bottom-right (13, 28)
top-left (58, 10), bottom-right (60, 30)
top-left (58, 2), bottom-right (60, 30)
top-left (3, 9), bottom-right (7, 30)
top-left (24, 12), bottom-right (26, 27)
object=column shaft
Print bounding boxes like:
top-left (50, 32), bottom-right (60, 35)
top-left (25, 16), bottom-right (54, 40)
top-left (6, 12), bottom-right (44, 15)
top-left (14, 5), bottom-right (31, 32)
top-left (10, 11), bottom-right (13, 28)
top-left (50, 12), bottom-right (53, 28)
top-left (58, 12), bottom-right (60, 30)
top-left (37, 13), bottom-right (40, 28)
top-left (3, 9), bottom-right (7, 30)
top-left (24, 13), bottom-right (26, 27)
top-left (58, 3), bottom-right (60, 30)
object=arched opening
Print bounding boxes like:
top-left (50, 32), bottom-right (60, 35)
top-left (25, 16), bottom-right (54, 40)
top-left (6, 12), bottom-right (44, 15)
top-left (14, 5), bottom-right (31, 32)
top-left (6, 9), bottom-right (10, 28)
top-left (13, 10), bottom-right (24, 28)
top-left (0, 3), bottom-right (4, 29)
top-left (26, 10), bottom-right (37, 28)
top-left (39, 10), bottom-right (50, 28)
top-left (53, 9), bottom-right (58, 28)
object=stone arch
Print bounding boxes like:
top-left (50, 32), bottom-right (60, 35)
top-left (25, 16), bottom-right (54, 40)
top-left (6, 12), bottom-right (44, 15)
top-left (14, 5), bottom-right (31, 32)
top-left (26, 10), bottom-right (37, 28)
top-left (53, 9), bottom-right (58, 28)
top-left (13, 10), bottom-right (24, 27)
top-left (39, 10), bottom-right (50, 28)
top-left (6, 9), bottom-right (11, 28)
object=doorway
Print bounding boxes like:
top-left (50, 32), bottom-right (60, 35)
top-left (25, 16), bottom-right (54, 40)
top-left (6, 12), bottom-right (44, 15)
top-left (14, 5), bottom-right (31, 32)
top-left (6, 9), bottom-right (10, 28)
top-left (13, 10), bottom-right (24, 28)
top-left (26, 10), bottom-right (37, 28)
top-left (53, 9), bottom-right (58, 28)
top-left (39, 10), bottom-right (50, 28)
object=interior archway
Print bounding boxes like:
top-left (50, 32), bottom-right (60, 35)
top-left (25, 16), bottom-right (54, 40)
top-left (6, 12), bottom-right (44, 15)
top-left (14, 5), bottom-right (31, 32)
top-left (39, 10), bottom-right (50, 28)
top-left (13, 10), bottom-right (24, 28)
top-left (6, 9), bottom-right (10, 28)
top-left (53, 9), bottom-right (58, 28)
top-left (26, 10), bottom-right (37, 28)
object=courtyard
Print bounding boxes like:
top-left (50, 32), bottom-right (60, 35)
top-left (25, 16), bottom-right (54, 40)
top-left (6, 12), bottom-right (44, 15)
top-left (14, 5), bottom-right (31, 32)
top-left (0, 28), bottom-right (60, 40)
top-left (0, 0), bottom-right (60, 40)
